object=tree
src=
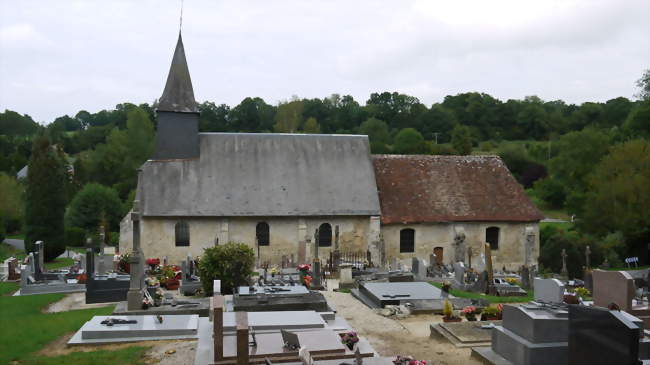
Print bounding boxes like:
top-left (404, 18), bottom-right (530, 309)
top-left (393, 128), bottom-right (427, 154)
top-left (24, 137), bottom-right (67, 260)
top-left (302, 117), bottom-right (321, 134)
top-left (229, 97), bottom-right (276, 132)
top-left (199, 102), bottom-right (230, 132)
top-left (415, 104), bottom-right (456, 142)
top-left (451, 124), bottom-right (472, 155)
top-left (635, 69), bottom-right (650, 101)
top-left (198, 242), bottom-right (255, 295)
top-left (359, 118), bottom-right (390, 144)
top-left (579, 139), bottom-right (650, 259)
top-left (65, 183), bottom-right (124, 234)
top-left (274, 99), bottom-right (304, 133)
top-left (623, 100), bottom-right (650, 139)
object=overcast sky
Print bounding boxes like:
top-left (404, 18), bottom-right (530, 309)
top-left (1, 0), bottom-right (649, 124)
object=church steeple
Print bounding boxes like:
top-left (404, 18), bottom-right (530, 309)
top-left (151, 32), bottom-right (200, 161)
top-left (157, 32), bottom-right (198, 113)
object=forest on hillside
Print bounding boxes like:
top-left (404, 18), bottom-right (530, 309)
top-left (1, 70), bottom-right (648, 274)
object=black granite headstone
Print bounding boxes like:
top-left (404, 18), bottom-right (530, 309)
top-left (86, 248), bottom-right (95, 276)
top-left (568, 305), bottom-right (642, 365)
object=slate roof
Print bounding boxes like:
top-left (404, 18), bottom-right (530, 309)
top-left (140, 133), bottom-right (381, 217)
top-left (372, 155), bottom-right (544, 224)
top-left (157, 32), bottom-right (199, 113)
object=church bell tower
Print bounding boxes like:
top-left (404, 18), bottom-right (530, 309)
top-left (152, 32), bottom-right (200, 160)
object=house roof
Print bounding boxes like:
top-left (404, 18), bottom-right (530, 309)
top-left (140, 133), bottom-right (381, 217)
top-left (157, 32), bottom-right (199, 113)
top-left (372, 154), bottom-right (544, 224)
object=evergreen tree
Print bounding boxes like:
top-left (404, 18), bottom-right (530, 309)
top-left (24, 137), bottom-right (67, 260)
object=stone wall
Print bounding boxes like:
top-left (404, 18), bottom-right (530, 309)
top-left (380, 222), bottom-right (539, 271)
top-left (120, 215), bottom-right (373, 265)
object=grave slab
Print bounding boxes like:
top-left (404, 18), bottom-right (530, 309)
top-left (68, 314), bottom-right (198, 345)
top-left (431, 320), bottom-right (501, 348)
top-left (222, 311), bottom-right (325, 332)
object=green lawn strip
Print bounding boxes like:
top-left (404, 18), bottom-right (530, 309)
top-left (430, 282), bottom-right (533, 304)
top-left (0, 282), bottom-right (19, 295)
top-left (0, 293), bottom-right (115, 364)
top-left (21, 346), bottom-right (149, 365)
top-left (0, 241), bottom-right (26, 262)
top-left (7, 233), bottom-right (25, 239)
top-left (44, 257), bottom-right (74, 270)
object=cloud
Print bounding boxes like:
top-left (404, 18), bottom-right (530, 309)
top-left (0, 0), bottom-right (648, 123)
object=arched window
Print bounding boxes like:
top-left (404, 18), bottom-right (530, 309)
top-left (318, 223), bottom-right (332, 247)
top-left (256, 222), bottom-right (270, 246)
top-left (400, 228), bottom-right (415, 253)
top-left (486, 226), bottom-right (500, 250)
top-left (175, 221), bottom-right (190, 246)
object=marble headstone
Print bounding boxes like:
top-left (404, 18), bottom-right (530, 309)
top-left (592, 270), bottom-right (635, 312)
top-left (453, 261), bottom-right (466, 284)
top-left (534, 278), bottom-right (565, 303)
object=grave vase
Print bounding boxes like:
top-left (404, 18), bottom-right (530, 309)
top-left (443, 317), bottom-right (462, 323)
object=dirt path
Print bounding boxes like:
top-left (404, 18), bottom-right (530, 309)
top-left (323, 291), bottom-right (482, 365)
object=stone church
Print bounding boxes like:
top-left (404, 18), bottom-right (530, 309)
top-left (120, 33), bottom-right (543, 270)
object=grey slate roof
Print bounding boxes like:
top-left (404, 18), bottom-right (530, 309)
top-left (157, 32), bottom-right (199, 113)
top-left (140, 133), bottom-right (381, 217)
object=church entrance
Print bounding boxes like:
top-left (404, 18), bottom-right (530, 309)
top-left (434, 247), bottom-right (444, 265)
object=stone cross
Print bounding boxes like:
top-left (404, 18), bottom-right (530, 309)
top-left (484, 243), bottom-right (496, 295)
top-left (520, 265), bottom-right (530, 289)
top-left (37, 241), bottom-right (45, 270)
top-left (313, 228), bottom-right (320, 260)
top-left (99, 225), bottom-right (106, 254)
top-left (453, 228), bottom-right (466, 263)
top-left (561, 249), bottom-right (568, 277)
top-left (524, 226), bottom-right (535, 266)
top-left (127, 199), bottom-right (144, 310)
top-left (311, 228), bottom-right (323, 289)
top-left (585, 246), bottom-right (591, 269)
top-left (33, 249), bottom-right (42, 281)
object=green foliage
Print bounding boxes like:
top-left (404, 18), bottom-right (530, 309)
top-left (533, 178), bottom-right (566, 209)
top-left (623, 100), bottom-right (650, 138)
top-left (0, 215), bottom-right (5, 243)
top-left (359, 117), bottom-right (391, 145)
top-left (0, 291), bottom-right (114, 363)
top-left (21, 346), bottom-right (149, 365)
top-left (579, 139), bottom-right (650, 257)
top-left (635, 69), bottom-right (650, 101)
top-left (109, 231), bottom-right (120, 246)
top-left (393, 128), bottom-right (427, 154)
top-left (24, 137), bottom-right (67, 260)
top-left (442, 299), bottom-right (453, 317)
top-left (302, 117), bottom-right (321, 134)
top-left (274, 99), bottom-right (304, 133)
top-left (198, 242), bottom-right (255, 295)
top-left (0, 173), bottom-right (24, 233)
top-left (65, 183), bottom-right (123, 233)
top-left (0, 110), bottom-right (40, 136)
top-left (64, 226), bottom-right (86, 247)
top-left (451, 124), bottom-right (472, 155)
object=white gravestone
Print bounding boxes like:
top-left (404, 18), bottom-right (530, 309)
top-left (213, 280), bottom-right (221, 295)
top-left (534, 278), bottom-right (565, 303)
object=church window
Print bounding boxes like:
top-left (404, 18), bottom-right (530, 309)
top-left (175, 221), bottom-right (190, 246)
top-left (318, 223), bottom-right (332, 247)
top-left (256, 222), bottom-right (270, 246)
top-left (400, 228), bottom-right (415, 253)
top-left (486, 226), bottom-right (500, 250)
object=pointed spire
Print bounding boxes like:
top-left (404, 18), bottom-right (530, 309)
top-left (158, 32), bottom-right (198, 113)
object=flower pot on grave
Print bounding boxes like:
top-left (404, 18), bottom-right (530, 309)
top-left (165, 279), bottom-right (180, 290)
top-left (443, 317), bottom-right (462, 323)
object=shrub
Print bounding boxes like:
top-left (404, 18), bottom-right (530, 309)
top-left (109, 231), bottom-right (119, 246)
top-left (65, 183), bottom-right (123, 233)
top-left (198, 242), bottom-right (255, 295)
top-left (65, 227), bottom-right (86, 247)
top-left (0, 215), bottom-right (5, 243)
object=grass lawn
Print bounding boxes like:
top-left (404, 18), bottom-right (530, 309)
top-left (539, 221), bottom-right (573, 231)
top-left (1, 281), bottom-right (19, 295)
top-left (0, 241), bottom-right (26, 262)
top-left (44, 257), bottom-right (75, 270)
top-left (20, 346), bottom-right (149, 365)
top-left (0, 282), bottom-right (118, 364)
top-left (430, 282), bottom-right (534, 304)
top-left (7, 233), bottom-right (26, 239)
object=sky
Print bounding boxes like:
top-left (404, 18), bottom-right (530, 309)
top-left (1, 0), bottom-right (649, 124)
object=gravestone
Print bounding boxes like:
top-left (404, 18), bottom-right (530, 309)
top-left (521, 266), bottom-right (530, 290)
top-left (583, 269), bottom-right (593, 293)
top-left (560, 249), bottom-right (568, 278)
top-left (20, 264), bottom-right (31, 287)
top-left (585, 245), bottom-right (591, 269)
top-left (33, 250), bottom-right (42, 281)
top-left (339, 263), bottom-right (354, 289)
top-left (592, 270), bottom-right (635, 312)
top-left (36, 241), bottom-right (45, 272)
top-left (524, 226), bottom-right (535, 266)
top-left (453, 262), bottom-right (465, 285)
top-left (484, 243), bottom-right (496, 295)
top-left (86, 247), bottom-right (95, 276)
top-left (411, 257), bottom-right (423, 279)
top-left (569, 305), bottom-right (642, 365)
top-left (126, 200), bottom-right (144, 310)
top-left (534, 278), bottom-right (565, 303)
top-left (96, 252), bottom-right (106, 276)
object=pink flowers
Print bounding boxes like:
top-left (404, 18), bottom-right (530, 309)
top-left (461, 306), bottom-right (477, 315)
top-left (297, 264), bottom-right (311, 272)
top-left (340, 331), bottom-right (359, 349)
top-left (393, 355), bottom-right (428, 365)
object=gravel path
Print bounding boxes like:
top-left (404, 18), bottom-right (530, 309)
top-left (322, 291), bottom-right (482, 365)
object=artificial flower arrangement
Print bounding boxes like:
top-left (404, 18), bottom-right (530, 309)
top-left (393, 355), bottom-right (428, 365)
top-left (118, 252), bottom-right (131, 273)
top-left (297, 264), bottom-right (311, 273)
top-left (270, 266), bottom-right (279, 276)
top-left (461, 305), bottom-right (478, 321)
top-left (481, 304), bottom-right (503, 320)
top-left (340, 331), bottom-right (359, 350)
top-left (146, 258), bottom-right (161, 270)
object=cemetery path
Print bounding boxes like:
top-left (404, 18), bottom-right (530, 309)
top-left (4, 238), bottom-right (24, 250)
top-left (323, 291), bottom-right (482, 365)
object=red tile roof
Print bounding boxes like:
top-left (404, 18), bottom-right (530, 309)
top-left (372, 155), bottom-right (544, 224)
